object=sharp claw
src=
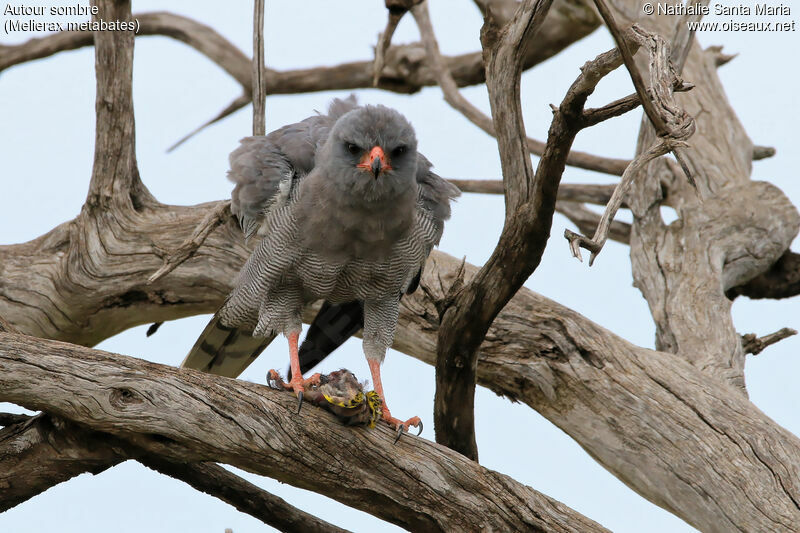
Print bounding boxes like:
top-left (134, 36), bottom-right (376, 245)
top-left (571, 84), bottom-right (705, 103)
top-left (296, 390), bottom-right (304, 414)
top-left (394, 424), bottom-right (404, 444)
top-left (416, 420), bottom-right (423, 436)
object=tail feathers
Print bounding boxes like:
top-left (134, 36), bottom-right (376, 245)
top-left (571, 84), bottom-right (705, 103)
top-left (182, 314), bottom-right (274, 378)
top-left (294, 300), bottom-right (364, 377)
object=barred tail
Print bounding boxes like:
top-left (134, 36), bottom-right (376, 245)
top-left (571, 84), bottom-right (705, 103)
top-left (181, 314), bottom-right (274, 378)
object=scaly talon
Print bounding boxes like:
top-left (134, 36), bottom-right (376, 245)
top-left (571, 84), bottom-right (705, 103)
top-left (382, 410), bottom-right (423, 443)
top-left (267, 366), bottom-right (311, 413)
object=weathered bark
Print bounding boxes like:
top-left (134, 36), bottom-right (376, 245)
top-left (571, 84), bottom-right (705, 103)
top-left (398, 255), bottom-right (800, 533)
top-left (0, 413), bottom-right (351, 533)
top-left (0, 40), bottom-right (797, 531)
top-left (0, 333), bottom-right (608, 533)
top-left (429, 0), bottom-right (558, 461)
top-left (3, 248), bottom-right (800, 531)
top-left (2, 0), bottom-right (800, 531)
top-left (617, 3), bottom-right (800, 389)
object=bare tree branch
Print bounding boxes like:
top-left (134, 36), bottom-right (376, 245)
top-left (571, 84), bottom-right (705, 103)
top-left (429, 2), bottom-right (667, 459)
top-left (620, 1), bottom-right (800, 390)
top-left (252, 0), bottom-right (266, 137)
top-left (3, 245), bottom-right (800, 531)
top-left (139, 459), bottom-right (351, 533)
top-left (741, 327), bottom-right (797, 356)
top-left (565, 138), bottom-right (684, 265)
top-left (593, 0), bottom-right (698, 193)
top-left (429, 0), bottom-right (556, 460)
top-left (593, 0), bottom-right (668, 135)
top-left (0, 413), bottom-right (350, 532)
top-left (0, 412), bottom-right (31, 427)
top-left (0, 332), bottom-right (608, 533)
top-left (3, 2), bottom-right (800, 531)
top-left (0, 413), bottom-right (125, 512)
top-left (148, 201), bottom-right (232, 284)
top-left (85, 1), bottom-right (153, 210)
top-left (0, 6), bottom-right (597, 95)
top-left (166, 93), bottom-right (250, 152)
top-left (372, 0), bottom-right (423, 85)
top-left (447, 178), bottom-right (506, 195)
top-left (411, 1), bottom-right (631, 181)
top-left (752, 144), bottom-right (776, 160)
top-left (668, 0), bottom-right (709, 73)
top-left (0, 9), bottom-right (625, 175)
top-left (556, 201), bottom-right (631, 244)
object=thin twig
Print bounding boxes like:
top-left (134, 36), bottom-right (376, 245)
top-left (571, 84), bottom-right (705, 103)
top-left (252, 0), bottom-right (266, 136)
top-left (167, 93), bottom-right (250, 152)
top-left (556, 201), bottom-right (631, 245)
top-left (707, 45), bottom-right (737, 67)
top-left (752, 145), bottom-right (776, 161)
top-left (448, 179), bottom-right (620, 206)
top-left (741, 328), bottom-right (797, 355)
top-left (0, 10), bottom-right (624, 175)
top-left (582, 81), bottom-right (693, 128)
top-left (373, 14), bottom-right (402, 86)
top-left (148, 201), bottom-right (232, 284)
top-left (593, 0), bottom-right (697, 191)
top-left (565, 139), bottom-right (687, 265)
top-left (561, 21), bottom-right (699, 265)
top-left (447, 179), bottom-right (505, 195)
top-left (411, 1), bottom-right (500, 135)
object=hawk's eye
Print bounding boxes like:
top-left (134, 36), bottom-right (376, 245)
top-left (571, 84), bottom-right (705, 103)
top-left (346, 143), bottom-right (360, 155)
top-left (392, 145), bottom-right (406, 157)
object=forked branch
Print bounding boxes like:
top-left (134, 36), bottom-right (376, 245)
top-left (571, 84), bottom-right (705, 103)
top-left (430, 0), bottom-right (557, 460)
top-left (564, 25), bottom-right (695, 264)
top-left (564, 139), bottom-right (684, 264)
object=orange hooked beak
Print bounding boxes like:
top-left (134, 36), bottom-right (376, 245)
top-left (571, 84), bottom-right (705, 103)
top-left (357, 146), bottom-right (392, 178)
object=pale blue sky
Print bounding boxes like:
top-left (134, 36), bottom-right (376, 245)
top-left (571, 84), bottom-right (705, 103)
top-left (1, 2), bottom-right (798, 532)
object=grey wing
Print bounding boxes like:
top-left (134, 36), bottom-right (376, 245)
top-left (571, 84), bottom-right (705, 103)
top-left (415, 153), bottom-right (461, 248)
top-left (404, 154), bottom-right (460, 295)
top-left (228, 138), bottom-right (294, 240)
top-left (228, 96), bottom-right (360, 240)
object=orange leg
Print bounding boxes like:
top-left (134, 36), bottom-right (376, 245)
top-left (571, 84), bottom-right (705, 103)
top-left (367, 358), bottom-right (422, 442)
top-left (267, 331), bottom-right (321, 413)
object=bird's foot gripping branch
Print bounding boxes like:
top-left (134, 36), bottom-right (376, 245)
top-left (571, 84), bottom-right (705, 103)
top-left (267, 368), bottom-right (383, 428)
